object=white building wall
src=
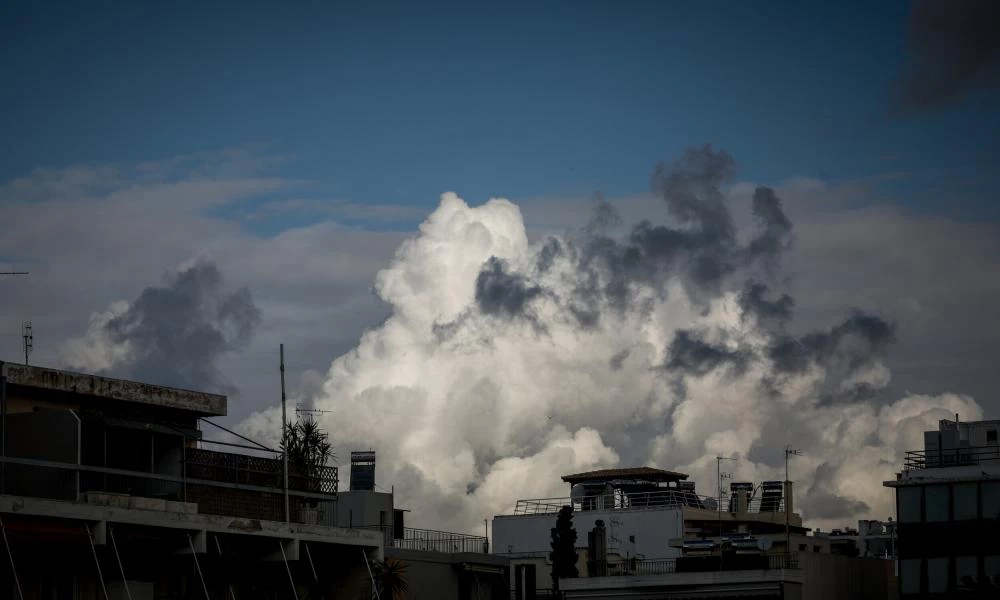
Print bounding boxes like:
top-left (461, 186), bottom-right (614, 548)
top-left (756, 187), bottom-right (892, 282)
top-left (493, 508), bottom-right (684, 559)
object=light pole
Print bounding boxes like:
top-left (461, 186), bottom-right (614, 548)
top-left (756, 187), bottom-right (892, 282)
top-left (784, 445), bottom-right (803, 558)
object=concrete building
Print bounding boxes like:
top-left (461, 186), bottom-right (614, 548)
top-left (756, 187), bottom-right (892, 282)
top-left (812, 519), bottom-right (897, 559)
top-left (493, 467), bottom-right (812, 598)
top-left (884, 416), bottom-right (1000, 597)
top-left (0, 362), bottom-right (383, 598)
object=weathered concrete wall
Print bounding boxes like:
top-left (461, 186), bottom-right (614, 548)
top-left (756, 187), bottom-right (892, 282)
top-left (2, 362), bottom-right (226, 416)
top-left (799, 553), bottom-right (898, 600)
top-left (385, 548), bottom-right (509, 600)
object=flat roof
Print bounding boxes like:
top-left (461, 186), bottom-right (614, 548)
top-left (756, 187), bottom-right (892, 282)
top-left (1, 362), bottom-right (226, 416)
top-left (561, 467), bottom-right (688, 485)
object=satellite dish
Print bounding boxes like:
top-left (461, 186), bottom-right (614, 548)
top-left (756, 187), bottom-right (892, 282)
top-left (757, 538), bottom-right (773, 552)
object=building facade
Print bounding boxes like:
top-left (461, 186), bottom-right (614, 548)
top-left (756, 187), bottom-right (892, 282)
top-left (884, 417), bottom-right (1000, 597)
top-left (0, 362), bottom-right (384, 599)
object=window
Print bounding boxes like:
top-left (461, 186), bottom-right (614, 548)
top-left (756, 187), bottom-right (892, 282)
top-left (813, 545), bottom-right (821, 553)
top-left (898, 486), bottom-right (922, 523)
top-left (799, 544), bottom-right (807, 551)
top-left (900, 559), bottom-right (921, 594)
top-left (986, 556), bottom-right (1000, 586)
top-left (925, 485), bottom-right (949, 522)
top-left (988, 429), bottom-right (998, 443)
top-left (927, 557), bottom-right (949, 593)
top-left (956, 556), bottom-right (977, 590)
top-left (954, 483), bottom-right (978, 520)
top-left (983, 482), bottom-right (1000, 520)
top-left (629, 535), bottom-right (635, 544)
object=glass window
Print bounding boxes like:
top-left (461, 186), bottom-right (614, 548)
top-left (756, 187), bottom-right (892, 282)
top-left (983, 482), bottom-right (1000, 519)
top-left (927, 557), bottom-right (949, 593)
top-left (925, 485), bottom-right (949, 522)
top-left (988, 429), bottom-right (998, 443)
top-left (954, 483), bottom-right (978, 520)
top-left (956, 556), bottom-right (977, 590)
top-left (900, 559), bottom-right (921, 594)
top-left (985, 556), bottom-right (1000, 588)
top-left (898, 486), bottom-right (922, 523)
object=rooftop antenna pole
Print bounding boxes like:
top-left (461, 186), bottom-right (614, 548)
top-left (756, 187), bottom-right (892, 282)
top-left (281, 344), bottom-right (289, 524)
top-left (21, 322), bottom-right (32, 366)
top-left (784, 445), bottom-right (803, 557)
top-left (716, 456), bottom-right (735, 542)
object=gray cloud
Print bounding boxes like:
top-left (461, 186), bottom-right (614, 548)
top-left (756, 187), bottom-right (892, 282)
top-left (475, 257), bottom-right (543, 320)
top-left (99, 260), bottom-right (260, 394)
top-left (768, 312), bottom-right (895, 375)
top-left (896, 0), bottom-right (1000, 110)
top-left (739, 282), bottom-right (795, 323)
top-left (665, 330), bottom-right (749, 377)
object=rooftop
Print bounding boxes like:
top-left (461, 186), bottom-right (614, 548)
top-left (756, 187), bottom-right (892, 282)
top-left (1, 362), bottom-right (226, 416)
top-left (561, 467), bottom-right (688, 485)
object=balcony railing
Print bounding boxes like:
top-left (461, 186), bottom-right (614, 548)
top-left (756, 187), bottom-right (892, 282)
top-left (513, 490), bottom-right (785, 516)
top-left (353, 525), bottom-right (490, 554)
top-left (588, 553), bottom-right (799, 577)
top-left (0, 446), bottom-right (338, 525)
top-left (904, 445), bottom-right (1000, 470)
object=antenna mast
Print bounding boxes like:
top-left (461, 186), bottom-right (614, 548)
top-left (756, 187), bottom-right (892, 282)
top-left (280, 344), bottom-right (289, 524)
top-left (784, 445), bottom-right (804, 555)
top-left (21, 322), bottom-right (32, 366)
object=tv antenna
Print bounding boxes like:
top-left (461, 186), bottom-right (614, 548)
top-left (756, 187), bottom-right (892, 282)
top-left (22, 321), bottom-right (32, 366)
top-left (295, 403), bottom-right (332, 421)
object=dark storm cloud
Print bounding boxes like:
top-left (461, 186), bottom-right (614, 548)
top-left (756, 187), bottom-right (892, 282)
top-left (536, 237), bottom-right (563, 273)
top-left (475, 256), bottom-right (543, 319)
top-left (896, 0), bottom-right (1000, 110)
top-left (746, 186), bottom-right (794, 269)
top-left (739, 282), bottom-right (795, 323)
top-left (103, 260), bottom-right (260, 393)
top-left (609, 349), bottom-right (630, 371)
top-left (666, 330), bottom-right (749, 376)
top-left (768, 312), bottom-right (895, 375)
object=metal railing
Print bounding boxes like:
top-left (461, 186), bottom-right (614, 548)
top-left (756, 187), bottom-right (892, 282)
top-left (352, 525), bottom-right (489, 553)
top-left (513, 490), bottom-right (785, 516)
top-left (590, 553), bottom-right (799, 577)
top-left (904, 445), bottom-right (1000, 470)
top-left (0, 448), bottom-right (338, 525)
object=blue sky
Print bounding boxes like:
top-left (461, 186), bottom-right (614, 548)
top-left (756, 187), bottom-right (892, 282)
top-left (3, 0), bottom-right (999, 228)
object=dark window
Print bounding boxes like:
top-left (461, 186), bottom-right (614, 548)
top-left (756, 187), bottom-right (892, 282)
top-left (898, 486), bottom-right (922, 523)
top-left (955, 483), bottom-right (978, 520)
top-left (925, 485), bottom-right (949, 522)
top-left (956, 556), bottom-right (977, 590)
top-left (629, 535), bottom-right (635, 543)
top-left (799, 544), bottom-right (807, 551)
top-left (900, 559), bottom-right (921, 595)
top-left (813, 545), bottom-right (821, 553)
top-left (984, 482), bottom-right (1000, 519)
top-left (927, 557), bottom-right (948, 593)
top-left (988, 429), bottom-right (998, 443)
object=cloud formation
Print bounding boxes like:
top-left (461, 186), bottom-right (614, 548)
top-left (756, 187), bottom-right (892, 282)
top-left (237, 147), bottom-right (983, 533)
top-left (62, 260), bottom-right (260, 394)
top-left (896, 0), bottom-right (1000, 110)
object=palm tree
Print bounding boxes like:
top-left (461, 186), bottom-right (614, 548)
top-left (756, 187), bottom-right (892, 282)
top-left (281, 418), bottom-right (334, 492)
top-left (372, 558), bottom-right (409, 600)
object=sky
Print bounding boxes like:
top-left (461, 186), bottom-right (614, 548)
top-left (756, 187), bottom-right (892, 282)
top-left (2, 0), bottom-right (1000, 532)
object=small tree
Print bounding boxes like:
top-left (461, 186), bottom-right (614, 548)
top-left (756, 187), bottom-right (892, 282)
top-left (281, 418), bottom-right (334, 492)
top-left (372, 558), bottom-right (409, 600)
top-left (550, 505), bottom-right (578, 593)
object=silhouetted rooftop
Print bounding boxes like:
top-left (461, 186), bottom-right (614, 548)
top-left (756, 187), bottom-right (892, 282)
top-left (561, 467), bottom-right (688, 485)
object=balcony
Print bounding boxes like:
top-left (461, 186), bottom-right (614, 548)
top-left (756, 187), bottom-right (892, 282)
top-left (588, 553), bottom-right (799, 577)
top-left (0, 445), bottom-right (338, 525)
top-left (355, 525), bottom-right (490, 554)
top-left (904, 445), bottom-right (1000, 470)
top-left (513, 489), bottom-right (785, 516)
